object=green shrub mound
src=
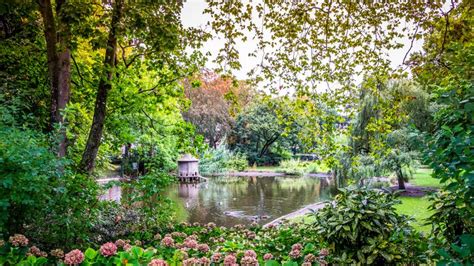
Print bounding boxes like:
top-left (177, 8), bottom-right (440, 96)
top-left (311, 187), bottom-right (428, 264)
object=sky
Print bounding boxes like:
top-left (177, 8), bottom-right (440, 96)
top-left (180, 0), bottom-right (424, 83)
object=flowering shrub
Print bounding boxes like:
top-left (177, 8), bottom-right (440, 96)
top-left (0, 222), bottom-right (329, 265)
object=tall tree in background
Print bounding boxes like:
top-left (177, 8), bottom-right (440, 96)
top-left (182, 70), bottom-right (253, 148)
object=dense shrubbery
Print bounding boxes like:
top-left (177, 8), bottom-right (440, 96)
top-left (0, 126), bottom-right (100, 249)
top-left (0, 222), bottom-right (330, 266)
top-left (199, 145), bottom-right (248, 175)
top-left (311, 187), bottom-right (428, 264)
top-left (277, 159), bottom-right (329, 176)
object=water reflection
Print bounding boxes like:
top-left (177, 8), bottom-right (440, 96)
top-left (101, 176), bottom-right (335, 227)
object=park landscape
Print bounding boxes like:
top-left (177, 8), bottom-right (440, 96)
top-left (0, 0), bottom-right (472, 265)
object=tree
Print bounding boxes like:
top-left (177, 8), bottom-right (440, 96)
top-left (408, 1), bottom-right (473, 261)
top-left (78, 0), bottom-right (124, 173)
top-left (182, 71), bottom-right (234, 148)
top-left (228, 100), bottom-right (287, 165)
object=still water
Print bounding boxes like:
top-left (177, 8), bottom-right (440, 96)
top-left (101, 175), bottom-right (335, 227)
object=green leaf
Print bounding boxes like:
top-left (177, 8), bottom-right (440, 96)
top-left (85, 248), bottom-right (97, 260)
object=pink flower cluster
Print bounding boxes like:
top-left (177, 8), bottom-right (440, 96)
top-left (241, 250), bottom-right (258, 265)
top-left (64, 249), bottom-right (85, 265)
top-left (223, 254), bottom-right (237, 265)
top-left (100, 242), bottom-right (117, 257)
top-left (28, 246), bottom-right (47, 257)
top-left (184, 237), bottom-right (198, 249)
top-left (161, 236), bottom-right (174, 247)
top-left (197, 243), bottom-right (210, 253)
top-left (289, 243), bottom-right (303, 259)
top-left (9, 234), bottom-right (29, 247)
top-left (50, 249), bottom-right (64, 258)
top-left (211, 252), bottom-right (222, 263)
top-left (263, 253), bottom-right (273, 261)
top-left (148, 259), bottom-right (168, 266)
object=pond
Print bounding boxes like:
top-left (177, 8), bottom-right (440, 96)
top-left (101, 175), bottom-right (336, 227)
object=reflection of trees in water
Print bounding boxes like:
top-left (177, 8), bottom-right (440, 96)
top-left (169, 176), bottom-right (335, 227)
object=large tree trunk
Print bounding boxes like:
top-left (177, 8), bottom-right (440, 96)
top-left (79, 0), bottom-right (124, 174)
top-left (397, 168), bottom-right (406, 190)
top-left (38, 0), bottom-right (71, 157)
top-left (38, 0), bottom-right (59, 130)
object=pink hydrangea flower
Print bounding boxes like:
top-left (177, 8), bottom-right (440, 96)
top-left (183, 257), bottom-right (199, 266)
top-left (289, 249), bottom-right (301, 259)
top-left (161, 236), bottom-right (174, 247)
top-left (304, 253), bottom-right (316, 262)
top-left (224, 254), bottom-right (237, 265)
top-left (29, 246), bottom-right (42, 256)
top-left (319, 248), bottom-right (329, 257)
top-left (64, 249), bottom-right (84, 265)
top-left (200, 257), bottom-right (211, 265)
top-left (9, 234), bottom-right (29, 247)
top-left (115, 239), bottom-right (126, 248)
top-left (123, 244), bottom-right (132, 251)
top-left (100, 242), bottom-right (117, 257)
top-left (292, 243), bottom-right (303, 251)
top-left (197, 243), bottom-right (210, 253)
top-left (184, 238), bottom-right (198, 249)
top-left (244, 250), bottom-right (257, 258)
top-left (148, 259), bottom-right (168, 266)
top-left (241, 255), bottom-right (258, 266)
top-left (211, 252), bottom-right (222, 262)
top-left (263, 253), bottom-right (273, 261)
top-left (50, 249), bottom-right (64, 258)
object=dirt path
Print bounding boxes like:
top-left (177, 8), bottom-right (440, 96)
top-left (388, 183), bottom-right (438, 197)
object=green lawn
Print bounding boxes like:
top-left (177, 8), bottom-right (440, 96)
top-left (395, 196), bottom-right (433, 233)
top-left (292, 197), bottom-right (433, 234)
top-left (410, 168), bottom-right (441, 187)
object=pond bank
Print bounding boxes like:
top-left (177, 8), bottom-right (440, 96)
top-left (263, 201), bottom-right (328, 227)
top-left (210, 170), bottom-right (331, 178)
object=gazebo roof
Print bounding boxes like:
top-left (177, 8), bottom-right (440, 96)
top-left (177, 153), bottom-right (199, 162)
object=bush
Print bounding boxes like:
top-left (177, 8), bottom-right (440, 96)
top-left (0, 126), bottom-right (101, 248)
top-left (225, 153), bottom-right (248, 172)
top-left (311, 187), bottom-right (428, 264)
top-left (277, 159), bottom-right (306, 175)
top-left (0, 223), bottom-right (330, 265)
top-left (199, 145), bottom-right (248, 175)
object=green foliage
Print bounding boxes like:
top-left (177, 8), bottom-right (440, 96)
top-left (228, 100), bottom-right (296, 165)
top-left (199, 145), bottom-right (248, 174)
top-left (0, 125), bottom-right (100, 249)
top-left (312, 187), bottom-right (428, 264)
top-left (277, 159), bottom-right (306, 176)
top-left (412, 2), bottom-right (474, 263)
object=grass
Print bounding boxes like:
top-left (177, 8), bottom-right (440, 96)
top-left (410, 168), bottom-right (441, 187)
top-left (395, 196), bottom-right (433, 233)
top-left (292, 196), bottom-right (433, 234)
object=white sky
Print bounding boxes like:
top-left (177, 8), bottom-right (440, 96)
top-left (181, 0), bottom-right (424, 83)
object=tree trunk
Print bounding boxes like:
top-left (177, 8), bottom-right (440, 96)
top-left (397, 168), bottom-right (406, 190)
top-left (38, 0), bottom-right (59, 130)
top-left (79, 0), bottom-right (124, 174)
top-left (38, 0), bottom-right (71, 157)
